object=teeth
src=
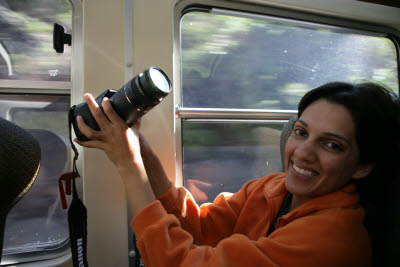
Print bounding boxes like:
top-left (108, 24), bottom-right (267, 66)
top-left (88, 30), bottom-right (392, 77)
top-left (293, 164), bottom-right (317, 177)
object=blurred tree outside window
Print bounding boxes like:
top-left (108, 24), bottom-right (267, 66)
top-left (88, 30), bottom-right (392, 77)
top-left (0, 0), bottom-right (71, 82)
top-left (181, 11), bottom-right (398, 110)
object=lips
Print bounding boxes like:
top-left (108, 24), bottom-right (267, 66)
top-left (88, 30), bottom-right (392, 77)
top-left (292, 162), bottom-right (319, 177)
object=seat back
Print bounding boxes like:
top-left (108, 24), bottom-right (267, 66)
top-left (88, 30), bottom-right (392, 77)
top-left (280, 116), bottom-right (297, 172)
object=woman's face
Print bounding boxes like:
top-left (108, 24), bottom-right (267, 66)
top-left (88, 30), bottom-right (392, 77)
top-left (285, 99), bottom-right (370, 203)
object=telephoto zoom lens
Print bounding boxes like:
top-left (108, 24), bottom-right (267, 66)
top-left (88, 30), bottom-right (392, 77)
top-left (71, 66), bottom-right (172, 141)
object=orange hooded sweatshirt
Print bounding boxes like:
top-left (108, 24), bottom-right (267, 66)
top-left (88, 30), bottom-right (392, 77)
top-left (131, 173), bottom-right (371, 267)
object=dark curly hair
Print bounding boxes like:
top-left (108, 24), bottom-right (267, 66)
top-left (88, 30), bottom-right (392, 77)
top-left (297, 82), bottom-right (400, 266)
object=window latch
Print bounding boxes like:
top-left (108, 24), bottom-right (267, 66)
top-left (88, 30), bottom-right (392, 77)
top-left (53, 23), bottom-right (71, 53)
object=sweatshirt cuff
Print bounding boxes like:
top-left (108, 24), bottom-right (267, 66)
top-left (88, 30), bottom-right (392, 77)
top-left (131, 200), bottom-right (168, 236)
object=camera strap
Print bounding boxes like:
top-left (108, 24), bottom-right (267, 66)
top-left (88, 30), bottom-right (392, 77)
top-left (58, 106), bottom-right (89, 267)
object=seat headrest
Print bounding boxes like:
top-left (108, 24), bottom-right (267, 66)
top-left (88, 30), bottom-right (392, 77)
top-left (280, 116), bottom-right (297, 172)
top-left (0, 118), bottom-right (41, 260)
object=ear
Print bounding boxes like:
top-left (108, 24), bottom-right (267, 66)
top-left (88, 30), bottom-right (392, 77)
top-left (353, 163), bottom-right (375, 180)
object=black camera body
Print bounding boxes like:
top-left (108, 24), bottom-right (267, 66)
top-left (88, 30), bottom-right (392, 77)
top-left (71, 66), bottom-right (172, 141)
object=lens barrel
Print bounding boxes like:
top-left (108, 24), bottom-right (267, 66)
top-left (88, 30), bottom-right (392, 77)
top-left (72, 66), bottom-right (172, 141)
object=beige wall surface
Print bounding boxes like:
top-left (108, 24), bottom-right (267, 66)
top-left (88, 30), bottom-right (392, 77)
top-left (82, 0), bottom-right (128, 266)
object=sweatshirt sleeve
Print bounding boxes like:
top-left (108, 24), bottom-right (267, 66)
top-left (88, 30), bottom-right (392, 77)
top-left (131, 201), bottom-right (371, 267)
top-left (154, 178), bottom-right (259, 246)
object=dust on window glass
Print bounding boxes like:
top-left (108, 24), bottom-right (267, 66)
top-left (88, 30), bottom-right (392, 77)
top-left (181, 11), bottom-right (398, 109)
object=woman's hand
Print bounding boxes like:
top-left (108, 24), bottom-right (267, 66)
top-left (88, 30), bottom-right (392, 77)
top-left (75, 93), bottom-right (142, 172)
top-left (75, 93), bottom-right (156, 216)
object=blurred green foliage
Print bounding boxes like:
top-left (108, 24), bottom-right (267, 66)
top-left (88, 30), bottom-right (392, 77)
top-left (181, 12), bottom-right (398, 108)
top-left (0, 0), bottom-right (72, 80)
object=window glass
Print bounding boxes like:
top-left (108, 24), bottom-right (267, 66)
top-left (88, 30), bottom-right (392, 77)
top-left (1, 94), bottom-right (70, 255)
top-left (183, 122), bottom-right (284, 204)
top-left (181, 11), bottom-right (399, 110)
top-left (0, 0), bottom-right (72, 82)
top-left (180, 9), bottom-right (399, 204)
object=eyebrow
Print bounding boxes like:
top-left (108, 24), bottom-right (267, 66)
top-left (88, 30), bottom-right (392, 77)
top-left (296, 119), bottom-right (351, 144)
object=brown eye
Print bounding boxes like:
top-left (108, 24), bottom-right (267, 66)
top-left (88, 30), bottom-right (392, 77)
top-left (326, 142), bottom-right (342, 152)
top-left (294, 128), bottom-right (306, 137)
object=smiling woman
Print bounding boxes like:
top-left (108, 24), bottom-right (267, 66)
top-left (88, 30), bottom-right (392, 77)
top-left (291, 82), bottom-right (400, 265)
top-left (74, 80), bottom-right (400, 267)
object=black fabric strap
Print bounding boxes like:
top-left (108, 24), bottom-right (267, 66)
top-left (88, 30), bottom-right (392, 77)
top-left (267, 192), bottom-right (292, 236)
top-left (68, 106), bottom-right (89, 267)
top-left (68, 106), bottom-right (80, 168)
top-left (133, 233), bottom-right (145, 267)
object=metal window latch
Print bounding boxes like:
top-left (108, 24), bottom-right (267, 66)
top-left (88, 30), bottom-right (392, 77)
top-left (53, 23), bottom-right (71, 53)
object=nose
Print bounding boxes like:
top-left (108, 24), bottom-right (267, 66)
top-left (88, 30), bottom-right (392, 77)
top-left (293, 138), bottom-right (317, 163)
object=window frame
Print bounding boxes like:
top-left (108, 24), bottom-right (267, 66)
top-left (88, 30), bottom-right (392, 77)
top-left (0, 0), bottom-right (83, 265)
top-left (174, 0), bottom-right (400, 188)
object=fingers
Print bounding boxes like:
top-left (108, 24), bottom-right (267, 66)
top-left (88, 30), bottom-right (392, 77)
top-left (101, 97), bottom-right (125, 125)
top-left (76, 115), bottom-right (105, 142)
top-left (84, 93), bottom-right (110, 130)
top-left (76, 93), bottom-right (140, 149)
top-left (75, 116), bottom-right (106, 149)
top-left (85, 93), bottom-right (127, 127)
top-left (74, 137), bottom-right (104, 149)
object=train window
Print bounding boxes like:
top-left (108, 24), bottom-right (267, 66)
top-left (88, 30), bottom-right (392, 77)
top-left (0, 0), bottom-right (71, 85)
top-left (0, 0), bottom-right (72, 264)
top-left (183, 122), bottom-right (284, 203)
top-left (179, 9), bottom-right (399, 204)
